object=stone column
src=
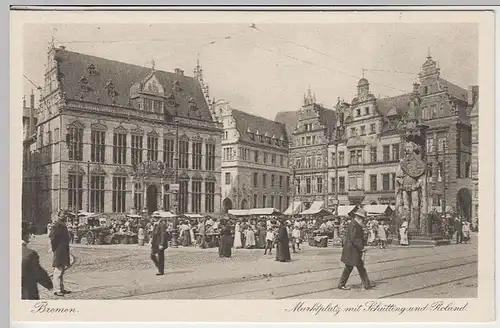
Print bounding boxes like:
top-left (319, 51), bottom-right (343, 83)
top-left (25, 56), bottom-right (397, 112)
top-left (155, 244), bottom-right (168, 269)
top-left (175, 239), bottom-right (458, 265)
top-left (130, 177), bottom-right (135, 212)
top-left (143, 180), bottom-right (148, 213)
top-left (160, 178), bottom-right (165, 210)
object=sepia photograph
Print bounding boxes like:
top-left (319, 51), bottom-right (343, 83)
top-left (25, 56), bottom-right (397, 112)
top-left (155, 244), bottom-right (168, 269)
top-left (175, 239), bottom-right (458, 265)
top-left (10, 8), bottom-right (495, 323)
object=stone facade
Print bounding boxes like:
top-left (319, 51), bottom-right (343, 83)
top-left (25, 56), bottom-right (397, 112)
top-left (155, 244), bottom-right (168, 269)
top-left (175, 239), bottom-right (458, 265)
top-left (22, 93), bottom-right (39, 225)
top-left (214, 102), bottom-right (290, 212)
top-left (469, 86), bottom-right (479, 226)
top-left (277, 54), bottom-right (477, 220)
top-left (25, 46), bottom-right (222, 226)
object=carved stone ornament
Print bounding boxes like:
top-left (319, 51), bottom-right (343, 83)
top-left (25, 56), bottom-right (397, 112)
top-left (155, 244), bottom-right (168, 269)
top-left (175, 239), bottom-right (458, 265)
top-left (105, 80), bottom-right (119, 104)
top-left (400, 152), bottom-right (426, 179)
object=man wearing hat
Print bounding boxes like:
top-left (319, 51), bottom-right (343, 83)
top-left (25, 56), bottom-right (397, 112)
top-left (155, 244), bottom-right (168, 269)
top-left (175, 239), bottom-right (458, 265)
top-left (453, 215), bottom-right (463, 244)
top-left (49, 214), bottom-right (71, 296)
top-left (22, 222), bottom-right (53, 299)
top-left (338, 208), bottom-right (374, 290)
top-left (151, 217), bottom-right (169, 275)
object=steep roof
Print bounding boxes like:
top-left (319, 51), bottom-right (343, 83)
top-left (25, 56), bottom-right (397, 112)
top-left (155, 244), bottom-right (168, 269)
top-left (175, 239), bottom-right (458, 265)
top-left (438, 78), bottom-right (468, 102)
top-left (275, 111), bottom-right (300, 136)
top-left (376, 93), bottom-right (412, 116)
top-left (231, 109), bottom-right (288, 146)
top-left (319, 108), bottom-right (337, 136)
top-left (53, 48), bottom-right (212, 121)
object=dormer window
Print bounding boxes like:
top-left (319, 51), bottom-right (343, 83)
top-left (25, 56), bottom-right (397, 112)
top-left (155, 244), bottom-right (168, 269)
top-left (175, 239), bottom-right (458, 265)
top-left (356, 108), bottom-right (361, 116)
top-left (266, 137), bottom-right (271, 144)
top-left (87, 64), bottom-right (97, 76)
top-left (364, 107), bottom-right (369, 115)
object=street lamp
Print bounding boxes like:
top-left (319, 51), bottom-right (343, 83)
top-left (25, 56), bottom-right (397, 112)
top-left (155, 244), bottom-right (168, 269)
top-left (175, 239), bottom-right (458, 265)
top-left (332, 124), bottom-right (345, 211)
top-left (291, 164), bottom-right (296, 216)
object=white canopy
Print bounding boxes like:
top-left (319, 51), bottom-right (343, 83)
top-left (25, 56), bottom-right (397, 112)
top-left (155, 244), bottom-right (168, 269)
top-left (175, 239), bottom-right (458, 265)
top-left (152, 211), bottom-right (176, 218)
top-left (77, 211), bottom-right (95, 217)
top-left (283, 201), bottom-right (303, 215)
top-left (248, 208), bottom-right (282, 216)
top-left (300, 201), bottom-right (325, 215)
top-left (125, 214), bottom-right (143, 219)
top-left (363, 205), bottom-right (393, 216)
top-left (184, 213), bottom-right (204, 219)
top-left (336, 205), bottom-right (357, 217)
top-left (228, 209), bottom-right (251, 217)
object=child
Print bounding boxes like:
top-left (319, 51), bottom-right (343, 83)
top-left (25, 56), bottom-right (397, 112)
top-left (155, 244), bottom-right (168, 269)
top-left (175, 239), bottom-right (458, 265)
top-left (264, 228), bottom-right (274, 255)
top-left (292, 226), bottom-right (301, 252)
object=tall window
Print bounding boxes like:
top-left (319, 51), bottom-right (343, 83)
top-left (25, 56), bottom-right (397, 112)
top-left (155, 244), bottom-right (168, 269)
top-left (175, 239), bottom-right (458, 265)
top-left (205, 143), bottom-right (215, 171)
top-left (68, 173), bottom-right (83, 211)
top-left (339, 152), bottom-right (344, 166)
top-left (163, 138), bottom-right (174, 168)
top-left (370, 147), bottom-right (377, 163)
top-left (131, 135), bottom-right (143, 166)
top-left (113, 132), bottom-right (126, 164)
top-left (191, 181), bottom-right (202, 213)
top-left (225, 172), bottom-right (231, 185)
top-left (370, 174), bottom-right (377, 191)
top-left (382, 173), bottom-right (390, 191)
top-left (306, 156), bottom-right (312, 168)
top-left (90, 174), bottom-right (105, 213)
top-left (350, 150), bottom-right (356, 165)
top-left (134, 183), bottom-right (142, 210)
top-left (271, 175), bottom-right (275, 187)
top-left (438, 137), bottom-right (446, 152)
top-left (438, 163), bottom-right (443, 182)
top-left (262, 195), bottom-right (267, 207)
top-left (91, 130), bottom-right (105, 163)
top-left (427, 138), bottom-right (435, 153)
top-left (263, 152), bottom-right (268, 164)
top-left (391, 173), bottom-right (396, 190)
top-left (331, 177), bottom-right (336, 193)
top-left (253, 173), bottom-right (258, 187)
top-left (205, 181), bottom-right (215, 213)
top-left (112, 176), bottom-right (126, 213)
top-left (179, 140), bottom-right (189, 169)
top-left (383, 145), bottom-right (390, 162)
top-left (271, 154), bottom-right (276, 165)
top-left (192, 142), bottom-right (203, 170)
top-left (360, 125), bottom-right (366, 136)
top-left (253, 194), bottom-right (258, 208)
top-left (147, 136), bottom-right (159, 161)
top-left (254, 150), bottom-right (259, 163)
top-left (179, 180), bottom-right (189, 214)
top-left (370, 123), bottom-right (376, 134)
top-left (279, 176), bottom-right (283, 188)
top-left (280, 155), bottom-right (284, 167)
top-left (339, 177), bottom-right (345, 192)
top-left (279, 196), bottom-right (283, 211)
top-left (306, 177), bottom-right (311, 194)
top-left (68, 128), bottom-right (83, 161)
top-left (270, 195), bottom-right (275, 208)
top-left (317, 177), bottom-right (323, 193)
top-left (263, 174), bottom-right (267, 187)
top-left (392, 143), bottom-right (400, 161)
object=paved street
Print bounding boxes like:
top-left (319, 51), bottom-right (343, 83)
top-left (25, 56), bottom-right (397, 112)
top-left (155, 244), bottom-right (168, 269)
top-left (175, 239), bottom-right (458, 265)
top-left (29, 234), bottom-right (477, 300)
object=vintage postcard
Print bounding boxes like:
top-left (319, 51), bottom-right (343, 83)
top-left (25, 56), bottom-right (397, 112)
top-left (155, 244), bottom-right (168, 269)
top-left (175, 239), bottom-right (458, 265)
top-left (10, 7), bottom-right (495, 323)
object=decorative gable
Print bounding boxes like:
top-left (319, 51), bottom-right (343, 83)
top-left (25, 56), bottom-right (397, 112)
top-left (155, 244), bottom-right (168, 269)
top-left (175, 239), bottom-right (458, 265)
top-left (143, 74), bottom-right (164, 95)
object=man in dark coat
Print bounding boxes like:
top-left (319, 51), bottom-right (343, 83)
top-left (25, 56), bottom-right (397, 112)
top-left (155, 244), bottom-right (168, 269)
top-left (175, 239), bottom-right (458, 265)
top-left (49, 214), bottom-right (71, 296)
top-left (22, 223), bottom-right (53, 299)
top-left (338, 208), bottom-right (374, 290)
top-left (151, 218), bottom-right (169, 275)
top-left (453, 216), bottom-right (463, 244)
top-left (275, 219), bottom-right (291, 262)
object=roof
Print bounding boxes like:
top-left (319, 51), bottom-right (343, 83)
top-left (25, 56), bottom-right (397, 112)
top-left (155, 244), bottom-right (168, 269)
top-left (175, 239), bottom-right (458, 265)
top-left (319, 108), bottom-right (337, 137)
top-left (53, 48), bottom-right (212, 121)
top-left (275, 111), bottom-right (300, 136)
top-left (231, 109), bottom-right (288, 146)
top-left (376, 93), bottom-right (412, 116)
top-left (438, 78), bottom-right (468, 102)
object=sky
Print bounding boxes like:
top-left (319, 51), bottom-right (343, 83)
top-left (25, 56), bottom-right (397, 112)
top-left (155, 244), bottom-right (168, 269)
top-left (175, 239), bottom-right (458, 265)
top-left (23, 23), bottom-right (478, 120)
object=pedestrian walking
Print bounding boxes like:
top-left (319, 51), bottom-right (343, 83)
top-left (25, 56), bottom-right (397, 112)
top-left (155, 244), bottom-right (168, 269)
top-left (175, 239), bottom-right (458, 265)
top-left (399, 219), bottom-right (409, 246)
top-left (263, 227), bottom-right (274, 255)
top-left (453, 216), bottom-right (463, 244)
top-left (337, 208), bottom-right (374, 290)
top-left (150, 218), bottom-right (168, 276)
top-left (292, 226), bottom-right (301, 252)
top-left (377, 221), bottom-right (387, 249)
top-left (49, 214), bottom-right (71, 297)
top-left (275, 219), bottom-right (291, 262)
top-left (22, 223), bottom-right (53, 300)
top-left (462, 220), bottom-right (471, 243)
top-left (218, 219), bottom-right (232, 258)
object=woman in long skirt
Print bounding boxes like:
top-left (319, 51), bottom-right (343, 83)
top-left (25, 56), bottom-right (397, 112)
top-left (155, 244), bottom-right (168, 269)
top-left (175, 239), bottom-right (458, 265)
top-left (377, 221), bottom-right (387, 249)
top-left (399, 219), bottom-right (409, 246)
top-left (258, 222), bottom-right (267, 249)
top-left (275, 220), bottom-right (291, 262)
top-left (233, 222), bottom-right (242, 248)
top-left (218, 220), bottom-right (232, 258)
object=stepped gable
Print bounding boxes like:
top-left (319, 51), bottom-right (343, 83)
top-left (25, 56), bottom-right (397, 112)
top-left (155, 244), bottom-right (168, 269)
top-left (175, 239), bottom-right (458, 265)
top-left (231, 109), bottom-right (288, 146)
top-left (53, 48), bottom-right (212, 121)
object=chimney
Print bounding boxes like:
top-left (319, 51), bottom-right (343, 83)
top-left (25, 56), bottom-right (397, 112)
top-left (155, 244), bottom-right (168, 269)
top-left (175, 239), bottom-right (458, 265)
top-left (468, 85), bottom-right (479, 105)
top-left (174, 68), bottom-right (184, 76)
top-left (413, 82), bottom-right (420, 94)
top-left (23, 96), bottom-right (26, 108)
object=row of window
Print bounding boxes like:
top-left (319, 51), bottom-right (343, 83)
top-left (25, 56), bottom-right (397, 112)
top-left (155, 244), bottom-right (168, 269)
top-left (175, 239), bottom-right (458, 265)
top-left (294, 176), bottom-right (324, 195)
top-left (229, 147), bottom-right (286, 167)
top-left (251, 194), bottom-right (288, 210)
top-left (328, 144), bottom-right (400, 167)
top-left (248, 132), bottom-right (287, 148)
top-left (354, 106), bottom-right (371, 117)
top-left (68, 175), bottom-right (216, 214)
top-left (349, 123), bottom-right (377, 138)
top-left (248, 173), bottom-right (289, 189)
top-left (296, 134), bottom-right (321, 147)
top-left (67, 129), bottom-right (216, 171)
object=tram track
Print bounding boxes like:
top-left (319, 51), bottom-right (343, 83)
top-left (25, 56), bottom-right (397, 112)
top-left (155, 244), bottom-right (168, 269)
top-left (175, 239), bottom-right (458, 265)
top-left (111, 252), bottom-right (476, 300)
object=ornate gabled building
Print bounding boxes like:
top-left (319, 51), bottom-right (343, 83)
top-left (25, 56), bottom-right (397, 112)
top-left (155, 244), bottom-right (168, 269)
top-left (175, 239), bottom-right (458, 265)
top-left (214, 101), bottom-right (290, 212)
top-left (286, 88), bottom-right (337, 214)
top-left (28, 45), bottom-right (222, 227)
top-left (468, 85), bottom-right (479, 227)
top-left (276, 54), bottom-right (477, 221)
top-left (22, 93), bottom-right (39, 225)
